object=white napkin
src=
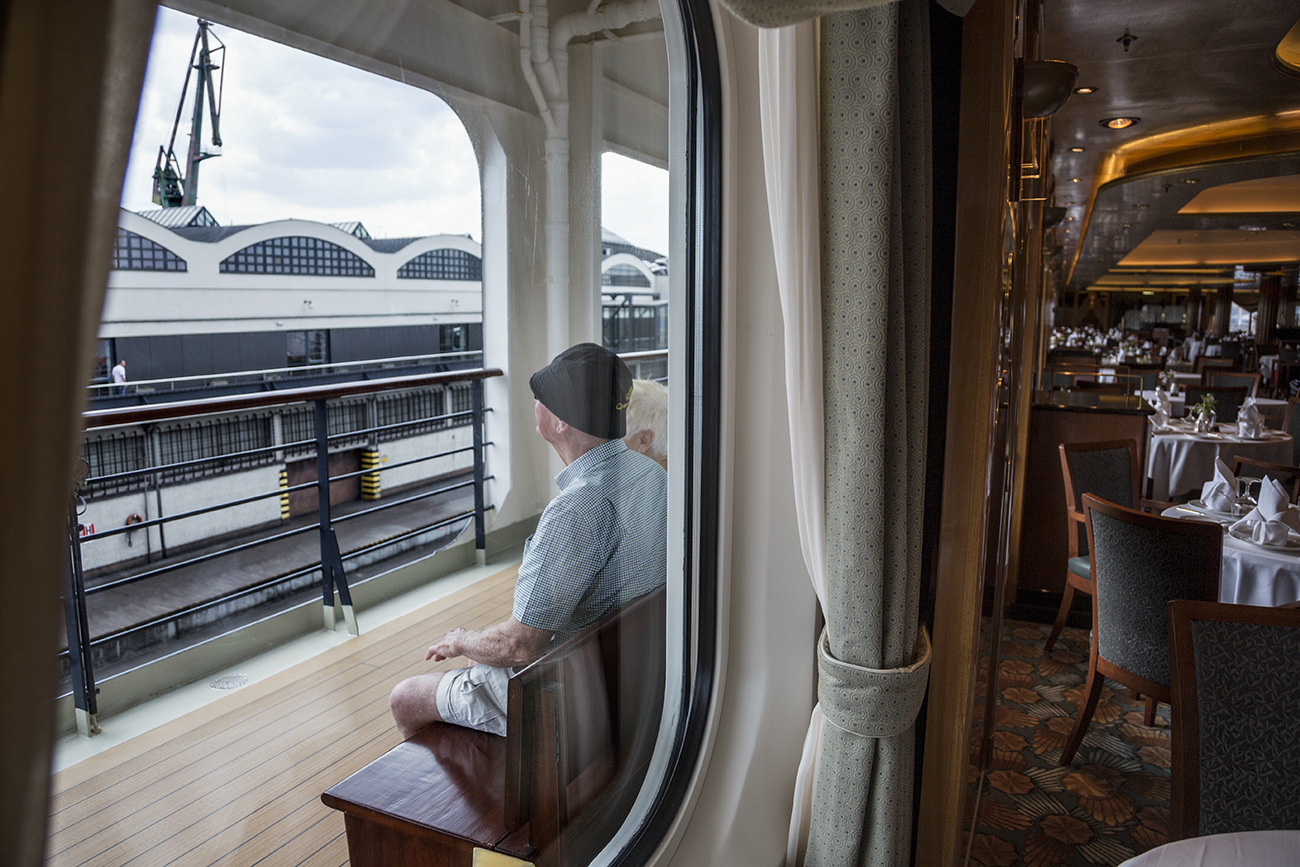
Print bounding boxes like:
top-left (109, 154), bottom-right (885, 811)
top-left (1152, 391), bottom-right (1171, 428)
top-left (1253, 520), bottom-right (1290, 545)
top-left (1200, 457), bottom-right (1237, 512)
top-left (1237, 397), bottom-right (1264, 439)
top-left (1230, 476), bottom-right (1300, 535)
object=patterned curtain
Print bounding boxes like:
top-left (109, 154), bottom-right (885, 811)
top-left (806, 2), bottom-right (934, 865)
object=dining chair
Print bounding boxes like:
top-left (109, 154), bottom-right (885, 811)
top-left (1183, 385), bottom-right (1249, 422)
top-left (1167, 599), bottom-right (1300, 840)
top-left (1048, 440), bottom-right (1143, 652)
top-left (1283, 397), bottom-right (1300, 464)
top-left (1194, 356), bottom-right (1234, 376)
top-left (1229, 456), bottom-right (1300, 503)
top-left (1126, 363), bottom-right (1163, 391)
top-left (1058, 494), bottom-right (1221, 765)
top-left (1203, 369), bottom-right (1260, 397)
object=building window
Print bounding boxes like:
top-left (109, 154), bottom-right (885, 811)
top-left (112, 228), bottom-right (187, 271)
top-left (156, 415), bottom-right (276, 484)
top-left (80, 431), bottom-right (149, 497)
top-left (287, 330), bottom-right (330, 367)
top-left (396, 248), bottom-right (482, 280)
top-left (93, 338), bottom-right (114, 381)
top-left (220, 236), bottom-right (375, 276)
top-left (602, 263), bottom-right (651, 287)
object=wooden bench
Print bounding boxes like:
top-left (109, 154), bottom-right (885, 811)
top-left (322, 585), bottom-right (666, 867)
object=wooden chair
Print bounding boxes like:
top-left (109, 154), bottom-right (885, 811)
top-left (1126, 362), bottom-right (1164, 391)
top-left (1058, 495), bottom-right (1221, 765)
top-left (1048, 440), bottom-right (1144, 652)
top-left (1230, 456), bottom-right (1300, 503)
top-left (1203, 369), bottom-right (1260, 396)
top-left (1167, 600), bottom-right (1300, 840)
top-left (1282, 397), bottom-right (1300, 464)
top-left (1183, 385), bottom-right (1249, 423)
top-left (1194, 356), bottom-right (1234, 375)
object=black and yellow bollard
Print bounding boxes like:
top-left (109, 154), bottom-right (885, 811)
top-left (361, 446), bottom-right (381, 501)
top-left (279, 469), bottom-right (289, 521)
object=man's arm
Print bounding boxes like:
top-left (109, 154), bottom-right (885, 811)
top-left (426, 617), bottom-right (553, 668)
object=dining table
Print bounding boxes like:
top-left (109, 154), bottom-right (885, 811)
top-left (1118, 830), bottom-right (1300, 867)
top-left (1162, 503), bottom-right (1300, 607)
top-left (1141, 390), bottom-right (1288, 420)
top-left (1146, 421), bottom-right (1293, 502)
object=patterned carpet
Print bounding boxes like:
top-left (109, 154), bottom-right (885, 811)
top-left (965, 619), bottom-right (1170, 867)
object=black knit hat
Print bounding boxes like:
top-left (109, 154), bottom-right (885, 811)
top-left (529, 343), bottom-right (633, 439)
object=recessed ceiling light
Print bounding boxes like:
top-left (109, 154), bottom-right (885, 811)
top-left (1101, 116), bottom-right (1140, 129)
top-left (1067, 216), bottom-right (1076, 220)
top-left (1070, 178), bottom-right (1081, 183)
top-left (1121, 223), bottom-right (1131, 228)
top-left (1068, 146), bottom-right (1086, 152)
top-left (1074, 86), bottom-right (1098, 95)
top-left (1181, 178), bottom-right (1200, 184)
top-left (1134, 203), bottom-right (1150, 209)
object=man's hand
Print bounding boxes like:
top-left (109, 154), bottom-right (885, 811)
top-left (426, 628), bottom-right (468, 662)
top-left (421, 619), bottom-right (553, 668)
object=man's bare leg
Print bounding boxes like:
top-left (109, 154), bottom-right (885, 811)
top-left (389, 671), bottom-right (446, 739)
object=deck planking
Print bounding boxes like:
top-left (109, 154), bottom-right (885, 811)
top-left (46, 566), bottom-right (520, 867)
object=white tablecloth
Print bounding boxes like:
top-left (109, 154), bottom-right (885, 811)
top-left (1118, 830), bottom-right (1300, 867)
top-left (1146, 429), bottom-right (1293, 500)
top-left (1142, 392), bottom-right (1287, 420)
top-left (1163, 506), bottom-right (1300, 606)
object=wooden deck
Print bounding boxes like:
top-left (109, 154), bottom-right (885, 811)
top-left (46, 565), bottom-right (520, 867)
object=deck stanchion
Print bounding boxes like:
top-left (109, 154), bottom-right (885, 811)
top-left (64, 500), bottom-right (100, 736)
top-left (471, 379), bottom-right (487, 565)
top-left (314, 399), bottom-right (358, 634)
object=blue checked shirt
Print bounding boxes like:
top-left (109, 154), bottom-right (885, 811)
top-left (513, 438), bottom-right (668, 641)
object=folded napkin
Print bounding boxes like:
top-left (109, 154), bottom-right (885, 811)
top-left (1200, 457), bottom-right (1238, 512)
top-left (1253, 520), bottom-right (1291, 545)
top-left (1237, 397), bottom-right (1264, 439)
top-left (1152, 391), bottom-right (1171, 428)
top-left (1230, 476), bottom-right (1300, 535)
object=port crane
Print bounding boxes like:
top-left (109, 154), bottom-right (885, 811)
top-left (152, 20), bottom-right (224, 209)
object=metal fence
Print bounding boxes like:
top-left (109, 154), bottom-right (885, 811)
top-left (63, 368), bottom-right (501, 737)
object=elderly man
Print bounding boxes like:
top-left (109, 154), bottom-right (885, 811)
top-left (389, 343), bottom-right (668, 738)
top-left (623, 378), bottom-right (668, 470)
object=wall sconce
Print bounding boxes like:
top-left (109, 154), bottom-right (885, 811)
top-left (1022, 60), bottom-right (1080, 118)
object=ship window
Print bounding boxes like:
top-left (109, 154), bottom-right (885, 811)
top-left (397, 247), bottom-right (482, 280)
top-left (220, 236), bottom-right (375, 276)
top-left (112, 228), bottom-right (186, 271)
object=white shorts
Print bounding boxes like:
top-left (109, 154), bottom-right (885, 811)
top-left (435, 663), bottom-right (510, 736)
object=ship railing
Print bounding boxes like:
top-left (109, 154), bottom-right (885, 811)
top-left (86, 350), bottom-right (485, 400)
top-left (63, 367), bottom-right (501, 737)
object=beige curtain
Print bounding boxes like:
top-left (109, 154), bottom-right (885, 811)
top-left (757, 0), bottom-right (942, 864)
top-left (0, 2), bottom-right (157, 864)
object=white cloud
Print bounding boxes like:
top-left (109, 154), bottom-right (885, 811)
top-left (122, 8), bottom-right (669, 254)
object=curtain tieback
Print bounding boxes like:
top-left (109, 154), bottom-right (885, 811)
top-left (816, 626), bottom-right (931, 739)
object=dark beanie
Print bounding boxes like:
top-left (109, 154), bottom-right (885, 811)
top-left (529, 343), bottom-right (633, 439)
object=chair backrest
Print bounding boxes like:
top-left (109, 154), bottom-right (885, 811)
top-left (1195, 356), bottom-right (1234, 375)
top-left (1204, 370), bottom-right (1259, 396)
top-left (1168, 600), bottom-right (1300, 841)
top-left (1183, 385), bottom-right (1248, 422)
top-left (504, 585), bottom-right (666, 843)
top-left (1230, 456), bottom-right (1300, 502)
top-left (1059, 441), bottom-right (1140, 556)
top-left (1082, 494), bottom-right (1221, 690)
top-left (1284, 398), bottom-right (1300, 464)
top-left (1126, 363), bottom-right (1163, 390)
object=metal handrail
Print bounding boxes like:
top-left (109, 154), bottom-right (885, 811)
top-left (63, 367), bottom-right (502, 736)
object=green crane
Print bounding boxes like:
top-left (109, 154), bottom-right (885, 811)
top-left (152, 19), bottom-right (224, 209)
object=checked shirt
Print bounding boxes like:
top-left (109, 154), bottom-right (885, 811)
top-left (512, 438), bottom-right (667, 641)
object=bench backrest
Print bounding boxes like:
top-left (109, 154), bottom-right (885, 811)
top-left (503, 584), bottom-right (667, 850)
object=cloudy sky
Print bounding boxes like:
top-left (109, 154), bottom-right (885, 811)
top-left (121, 7), bottom-right (669, 253)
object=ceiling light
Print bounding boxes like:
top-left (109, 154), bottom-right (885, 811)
top-left (1070, 177), bottom-right (1081, 183)
top-left (1181, 177), bottom-right (1200, 184)
top-left (1068, 146), bottom-right (1086, 152)
top-left (1074, 86), bottom-right (1097, 95)
top-left (1101, 117), bottom-right (1140, 130)
top-left (1134, 203), bottom-right (1150, 209)
top-left (1067, 216), bottom-right (1076, 220)
top-left (1121, 223), bottom-right (1131, 228)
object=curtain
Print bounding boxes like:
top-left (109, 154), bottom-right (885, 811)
top-left (757, 22), bottom-right (829, 866)
top-left (721, 0), bottom-right (974, 28)
top-left (759, 1), bottom-right (939, 865)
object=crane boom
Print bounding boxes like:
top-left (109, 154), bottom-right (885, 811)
top-left (152, 19), bottom-right (224, 209)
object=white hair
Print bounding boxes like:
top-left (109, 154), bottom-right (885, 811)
top-left (625, 379), bottom-right (668, 458)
